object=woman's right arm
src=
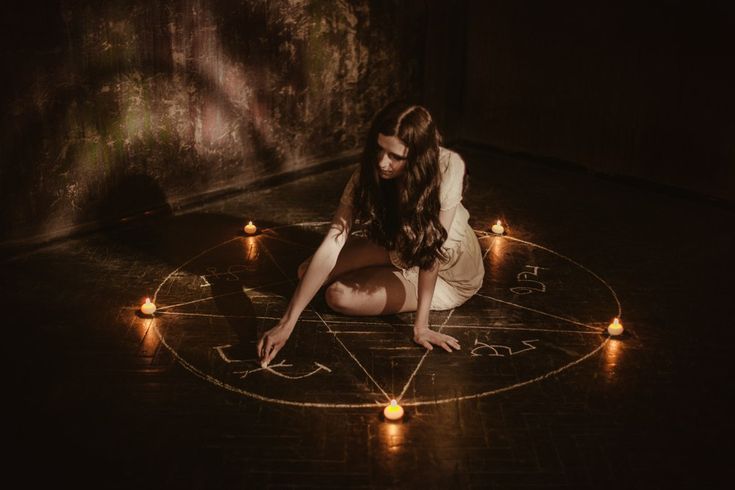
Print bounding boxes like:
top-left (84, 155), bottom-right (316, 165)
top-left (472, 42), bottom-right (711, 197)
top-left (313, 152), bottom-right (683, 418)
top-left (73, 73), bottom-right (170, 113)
top-left (257, 202), bottom-right (353, 366)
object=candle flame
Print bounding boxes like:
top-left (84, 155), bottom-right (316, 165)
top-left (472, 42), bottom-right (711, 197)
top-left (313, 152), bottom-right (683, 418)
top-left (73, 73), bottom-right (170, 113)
top-left (145, 298), bottom-right (151, 304)
top-left (383, 398), bottom-right (404, 421)
top-left (386, 399), bottom-right (402, 413)
top-left (496, 220), bottom-right (501, 225)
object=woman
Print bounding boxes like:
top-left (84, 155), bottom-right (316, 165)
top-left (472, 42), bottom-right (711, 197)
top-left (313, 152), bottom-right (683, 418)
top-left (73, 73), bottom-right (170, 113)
top-left (257, 102), bottom-right (484, 367)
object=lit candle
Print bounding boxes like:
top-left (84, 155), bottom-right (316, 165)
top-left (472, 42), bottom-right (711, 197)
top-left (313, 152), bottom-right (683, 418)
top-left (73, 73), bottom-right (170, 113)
top-left (244, 221), bottom-right (257, 235)
top-left (140, 298), bottom-right (156, 315)
top-left (607, 317), bottom-right (624, 336)
top-left (491, 220), bottom-right (505, 235)
top-left (383, 399), bottom-right (404, 421)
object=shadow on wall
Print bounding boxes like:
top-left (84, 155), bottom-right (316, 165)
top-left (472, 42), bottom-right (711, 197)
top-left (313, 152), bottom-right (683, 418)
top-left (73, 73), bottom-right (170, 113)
top-left (0, 0), bottom-right (423, 246)
top-left (0, 1), bottom-right (288, 244)
top-left (80, 172), bottom-right (173, 227)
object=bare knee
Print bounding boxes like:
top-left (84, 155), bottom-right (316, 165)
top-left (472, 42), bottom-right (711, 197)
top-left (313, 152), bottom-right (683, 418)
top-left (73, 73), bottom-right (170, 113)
top-left (325, 281), bottom-right (354, 314)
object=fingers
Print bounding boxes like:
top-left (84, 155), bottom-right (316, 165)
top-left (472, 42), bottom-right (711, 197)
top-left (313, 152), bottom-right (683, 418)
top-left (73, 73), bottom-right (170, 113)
top-left (414, 329), bottom-right (463, 352)
top-left (259, 340), bottom-right (270, 366)
top-left (263, 344), bottom-right (278, 366)
top-left (256, 335), bottom-right (265, 360)
top-left (430, 333), bottom-right (461, 353)
top-left (441, 333), bottom-right (460, 351)
top-left (258, 333), bottom-right (275, 365)
top-left (258, 336), bottom-right (279, 367)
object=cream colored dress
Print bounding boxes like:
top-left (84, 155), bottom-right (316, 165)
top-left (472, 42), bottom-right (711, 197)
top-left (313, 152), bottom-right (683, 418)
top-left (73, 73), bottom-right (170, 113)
top-left (339, 147), bottom-right (484, 310)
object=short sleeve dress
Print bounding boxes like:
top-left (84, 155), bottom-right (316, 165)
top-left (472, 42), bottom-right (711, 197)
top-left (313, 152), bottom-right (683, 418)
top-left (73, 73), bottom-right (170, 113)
top-left (339, 147), bottom-right (484, 310)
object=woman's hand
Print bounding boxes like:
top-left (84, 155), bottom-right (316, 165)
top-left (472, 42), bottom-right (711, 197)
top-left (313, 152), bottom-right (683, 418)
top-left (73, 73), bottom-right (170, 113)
top-left (413, 326), bottom-right (461, 352)
top-left (257, 321), bottom-right (294, 367)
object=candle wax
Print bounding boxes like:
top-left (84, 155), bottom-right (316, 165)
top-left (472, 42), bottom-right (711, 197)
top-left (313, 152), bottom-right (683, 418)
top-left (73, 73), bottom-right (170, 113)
top-left (607, 318), bottom-right (624, 336)
top-left (244, 221), bottom-right (257, 235)
top-left (140, 298), bottom-right (156, 315)
top-left (383, 399), bottom-right (404, 421)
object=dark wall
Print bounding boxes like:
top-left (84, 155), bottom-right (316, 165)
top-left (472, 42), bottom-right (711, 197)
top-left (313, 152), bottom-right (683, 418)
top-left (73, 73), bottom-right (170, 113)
top-left (420, 2), bottom-right (467, 144)
top-left (0, 0), bottom-right (425, 246)
top-left (459, 0), bottom-right (735, 201)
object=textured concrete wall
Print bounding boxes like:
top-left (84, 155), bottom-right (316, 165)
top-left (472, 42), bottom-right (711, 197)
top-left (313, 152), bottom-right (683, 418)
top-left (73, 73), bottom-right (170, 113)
top-left (459, 0), bottom-right (735, 202)
top-left (1, 0), bottom-right (424, 245)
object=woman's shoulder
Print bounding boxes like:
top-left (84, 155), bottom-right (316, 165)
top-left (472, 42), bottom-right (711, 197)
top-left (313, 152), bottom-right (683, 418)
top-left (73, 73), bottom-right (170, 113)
top-left (439, 146), bottom-right (465, 175)
top-left (438, 147), bottom-right (466, 210)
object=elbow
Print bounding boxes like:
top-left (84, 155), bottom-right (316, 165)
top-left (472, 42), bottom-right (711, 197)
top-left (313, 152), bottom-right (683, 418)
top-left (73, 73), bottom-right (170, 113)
top-left (332, 231), bottom-right (349, 247)
top-left (326, 225), bottom-right (350, 248)
top-left (320, 230), bottom-right (348, 255)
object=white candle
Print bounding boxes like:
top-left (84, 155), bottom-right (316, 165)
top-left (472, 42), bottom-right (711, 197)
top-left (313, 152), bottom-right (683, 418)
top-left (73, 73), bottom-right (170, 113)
top-left (491, 220), bottom-right (505, 235)
top-left (140, 298), bottom-right (156, 315)
top-left (244, 221), bottom-right (257, 235)
top-left (383, 399), bottom-right (404, 421)
top-left (607, 317), bottom-right (624, 336)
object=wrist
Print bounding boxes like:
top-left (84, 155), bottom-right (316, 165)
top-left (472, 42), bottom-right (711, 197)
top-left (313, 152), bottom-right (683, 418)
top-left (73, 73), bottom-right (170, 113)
top-left (280, 315), bottom-right (297, 331)
top-left (413, 324), bottom-right (429, 332)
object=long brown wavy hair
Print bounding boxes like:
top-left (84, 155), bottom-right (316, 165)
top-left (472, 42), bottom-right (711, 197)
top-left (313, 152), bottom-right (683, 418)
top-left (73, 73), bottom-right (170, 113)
top-left (352, 102), bottom-right (449, 270)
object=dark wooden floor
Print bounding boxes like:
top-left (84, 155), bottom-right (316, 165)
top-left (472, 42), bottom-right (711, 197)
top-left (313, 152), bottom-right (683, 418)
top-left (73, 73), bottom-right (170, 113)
top-left (4, 146), bottom-right (734, 489)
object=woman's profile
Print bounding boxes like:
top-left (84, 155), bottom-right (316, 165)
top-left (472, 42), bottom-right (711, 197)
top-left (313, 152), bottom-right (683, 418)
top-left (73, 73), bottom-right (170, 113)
top-left (257, 101), bottom-right (484, 366)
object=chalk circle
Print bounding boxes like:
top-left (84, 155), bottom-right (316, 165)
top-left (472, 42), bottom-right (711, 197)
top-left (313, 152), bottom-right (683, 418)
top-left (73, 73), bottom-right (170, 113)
top-left (150, 222), bottom-right (621, 408)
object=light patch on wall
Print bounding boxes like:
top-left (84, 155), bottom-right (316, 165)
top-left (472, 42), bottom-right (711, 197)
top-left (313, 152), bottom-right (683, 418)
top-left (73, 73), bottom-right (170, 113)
top-left (4, 0), bottom-right (422, 246)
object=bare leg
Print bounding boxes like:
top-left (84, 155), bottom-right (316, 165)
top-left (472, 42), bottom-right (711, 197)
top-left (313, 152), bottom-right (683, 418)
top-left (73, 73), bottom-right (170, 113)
top-left (325, 266), bottom-right (418, 316)
top-left (297, 235), bottom-right (417, 315)
top-left (298, 235), bottom-right (393, 283)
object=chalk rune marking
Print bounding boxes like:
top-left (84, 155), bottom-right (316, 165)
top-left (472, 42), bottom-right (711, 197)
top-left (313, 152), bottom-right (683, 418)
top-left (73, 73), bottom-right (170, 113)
top-left (470, 338), bottom-right (540, 357)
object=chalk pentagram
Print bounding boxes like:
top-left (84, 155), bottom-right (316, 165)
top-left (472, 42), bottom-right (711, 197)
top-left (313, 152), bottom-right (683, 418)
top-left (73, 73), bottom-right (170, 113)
top-left (145, 221), bottom-right (620, 408)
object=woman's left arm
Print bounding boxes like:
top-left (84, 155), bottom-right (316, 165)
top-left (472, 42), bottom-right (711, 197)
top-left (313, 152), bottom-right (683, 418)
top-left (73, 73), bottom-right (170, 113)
top-left (412, 205), bottom-right (462, 352)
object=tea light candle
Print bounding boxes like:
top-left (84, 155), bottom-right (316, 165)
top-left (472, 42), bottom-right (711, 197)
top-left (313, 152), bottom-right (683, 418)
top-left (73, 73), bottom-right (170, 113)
top-left (491, 220), bottom-right (505, 235)
top-left (383, 399), bottom-right (404, 421)
top-left (607, 317), bottom-right (624, 336)
top-left (244, 221), bottom-right (257, 235)
top-left (140, 298), bottom-right (156, 315)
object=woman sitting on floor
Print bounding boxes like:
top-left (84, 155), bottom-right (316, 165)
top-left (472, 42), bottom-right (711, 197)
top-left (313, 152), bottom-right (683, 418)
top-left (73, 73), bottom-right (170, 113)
top-left (257, 101), bottom-right (484, 366)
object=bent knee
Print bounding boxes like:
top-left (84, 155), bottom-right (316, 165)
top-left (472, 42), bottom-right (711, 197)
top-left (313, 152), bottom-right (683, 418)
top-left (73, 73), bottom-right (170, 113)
top-left (325, 281), bottom-right (354, 314)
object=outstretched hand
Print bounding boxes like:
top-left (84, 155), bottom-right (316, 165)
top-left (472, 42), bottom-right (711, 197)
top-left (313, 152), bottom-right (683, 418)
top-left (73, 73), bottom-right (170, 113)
top-left (257, 322), bottom-right (294, 367)
top-left (413, 327), bottom-right (461, 352)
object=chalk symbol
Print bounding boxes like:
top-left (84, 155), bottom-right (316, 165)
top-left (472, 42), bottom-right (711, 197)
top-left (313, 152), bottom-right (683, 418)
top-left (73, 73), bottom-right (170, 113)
top-left (150, 223), bottom-right (620, 407)
top-left (200, 264), bottom-right (256, 287)
top-left (510, 265), bottom-right (548, 295)
top-left (216, 344), bottom-right (332, 380)
top-left (234, 361), bottom-right (332, 380)
top-left (470, 338), bottom-right (540, 357)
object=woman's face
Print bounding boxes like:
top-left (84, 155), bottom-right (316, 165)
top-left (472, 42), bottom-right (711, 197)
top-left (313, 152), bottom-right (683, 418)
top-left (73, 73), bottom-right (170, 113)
top-left (377, 133), bottom-right (409, 180)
